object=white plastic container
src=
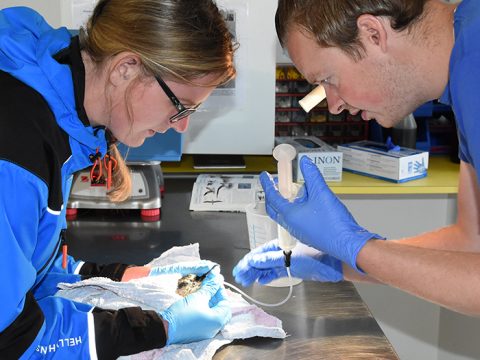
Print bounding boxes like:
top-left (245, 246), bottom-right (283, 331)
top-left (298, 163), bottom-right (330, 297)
top-left (245, 201), bottom-right (277, 250)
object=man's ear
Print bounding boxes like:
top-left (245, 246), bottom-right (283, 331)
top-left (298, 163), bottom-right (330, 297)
top-left (357, 14), bottom-right (388, 53)
top-left (109, 52), bottom-right (143, 86)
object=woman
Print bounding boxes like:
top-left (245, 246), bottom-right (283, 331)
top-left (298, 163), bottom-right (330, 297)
top-left (0, 0), bottom-right (236, 358)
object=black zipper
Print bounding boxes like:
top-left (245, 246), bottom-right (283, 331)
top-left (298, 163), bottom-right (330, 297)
top-left (36, 230), bottom-right (64, 276)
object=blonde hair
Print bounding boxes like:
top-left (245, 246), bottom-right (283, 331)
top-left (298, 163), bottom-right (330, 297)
top-left (276, 0), bottom-right (428, 61)
top-left (79, 0), bottom-right (237, 202)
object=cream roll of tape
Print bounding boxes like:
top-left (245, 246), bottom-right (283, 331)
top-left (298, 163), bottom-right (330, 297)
top-left (298, 85), bottom-right (326, 113)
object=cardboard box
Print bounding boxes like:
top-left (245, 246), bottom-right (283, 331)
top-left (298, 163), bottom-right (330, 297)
top-left (337, 140), bottom-right (429, 182)
top-left (275, 136), bottom-right (343, 182)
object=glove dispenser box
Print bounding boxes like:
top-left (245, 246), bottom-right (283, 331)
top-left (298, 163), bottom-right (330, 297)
top-left (337, 140), bottom-right (429, 182)
top-left (275, 136), bottom-right (343, 182)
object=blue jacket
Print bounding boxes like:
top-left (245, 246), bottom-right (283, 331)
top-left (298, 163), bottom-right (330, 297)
top-left (0, 7), bottom-right (166, 359)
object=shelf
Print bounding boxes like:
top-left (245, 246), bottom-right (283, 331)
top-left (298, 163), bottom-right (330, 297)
top-left (162, 156), bottom-right (460, 196)
top-left (276, 79), bottom-right (308, 82)
top-left (275, 64), bottom-right (368, 144)
top-left (276, 93), bottom-right (310, 97)
top-left (275, 121), bottom-right (364, 126)
top-left (311, 136), bottom-right (368, 142)
top-left (330, 156), bottom-right (459, 195)
top-left (162, 155), bottom-right (277, 175)
top-left (276, 107), bottom-right (328, 112)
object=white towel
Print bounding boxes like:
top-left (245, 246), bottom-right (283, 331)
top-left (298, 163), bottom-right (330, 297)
top-left (57, 244), bottom-right (286, 360)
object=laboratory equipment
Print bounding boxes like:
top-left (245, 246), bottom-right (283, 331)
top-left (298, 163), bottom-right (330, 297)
top-left (224, 274), bottom-right (293, 308)
top-left (67, 162), bottom-right (164, 219)
top-left (392, 113), bottom-right (417, 149)
top-left (67, 130), bottom-right (182, 220)
top-left (223, 144), bottom-right (301, 306)
top-left (275, 136), bottom-right (343, 182)
top-left (337, 140), bottom-right (429, 182)
top-left (258, 143), bottom-right (302, 288)
top-left (272, 143), bottom-right (298, 253)
top-left (245, 201), bottom-right (278, 250)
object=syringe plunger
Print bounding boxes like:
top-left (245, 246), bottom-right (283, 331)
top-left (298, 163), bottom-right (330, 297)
top-left (273, 144), bottom-right (296, 199)
top-left (298, 85), bottom-right (326, 113)
top-left (272, 144), bottom-right (297, 252)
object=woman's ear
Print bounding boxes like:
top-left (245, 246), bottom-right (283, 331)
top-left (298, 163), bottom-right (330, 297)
top-left (109, 52), bottom-right (143, 86)
top-left (357, 14), bottom-right (389, 53)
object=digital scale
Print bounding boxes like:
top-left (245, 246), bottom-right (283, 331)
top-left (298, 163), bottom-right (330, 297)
top-left (67, 129), bottom-right (183, 221)
top-left (67, 162), bottom-right (164, 221)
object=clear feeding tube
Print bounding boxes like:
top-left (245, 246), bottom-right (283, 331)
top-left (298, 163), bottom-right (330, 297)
top-left (224, 267), bottom-right (293, 307)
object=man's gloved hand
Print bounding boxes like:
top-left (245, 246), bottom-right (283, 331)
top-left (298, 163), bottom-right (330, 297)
top-left (232, 240), bottom-right (343, 286)
top-left (160, 271), bottom-right (231, 345)
top-left (260, 156), bottom-right (384, 272)
top-left (149, 260), bottom-right (218, 277)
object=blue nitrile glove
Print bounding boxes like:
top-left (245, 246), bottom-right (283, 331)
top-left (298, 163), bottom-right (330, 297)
top-left (149, 260), bottom-right (218, 277)
top-left (160, 272), bottom-right (231, 345)
top-left (233, 240), bottom-right (343, 286)
top-left (385, 136), bottom-right (400, 151)
top-left (260, 156), bottom-right (384, 273)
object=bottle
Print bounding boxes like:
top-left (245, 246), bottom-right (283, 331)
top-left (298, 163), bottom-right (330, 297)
top-left (392, 113), bottom-right (417, 149)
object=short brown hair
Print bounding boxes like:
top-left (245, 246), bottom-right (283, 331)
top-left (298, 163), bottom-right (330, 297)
top-left (276, 0), bottom-right (428, 60)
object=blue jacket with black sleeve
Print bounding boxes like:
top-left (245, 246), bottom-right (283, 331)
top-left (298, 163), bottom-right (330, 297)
top-left (0, 7), bottom-right (166, 359)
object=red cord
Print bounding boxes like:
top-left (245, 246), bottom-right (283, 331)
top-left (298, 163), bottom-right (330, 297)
top-left (62, 244), bottom-right (68, 270)
top-left (90, 148), bottom-right (103, 184)
top-left (104, 153), bottom-right (117, 190)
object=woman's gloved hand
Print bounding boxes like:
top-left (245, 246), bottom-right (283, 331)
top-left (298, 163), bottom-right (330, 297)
top-left (149, 260), bottom-right (218, 277)
top-left (160, 271), bottom-right (231, 345)
top-left (232, 240), bottom-right (343, 286)
top-left (260, 156), bottom-right (384, 273)
top-left (122, 260), bottom-right (219, 283)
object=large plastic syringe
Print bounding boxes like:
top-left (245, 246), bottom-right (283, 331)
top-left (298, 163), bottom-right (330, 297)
top-left (272, 144), bottom-right (298, 252)
top-left (222, 143), bottom-right (298, 307)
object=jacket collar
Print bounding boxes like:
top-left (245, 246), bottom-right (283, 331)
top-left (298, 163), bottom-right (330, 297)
top-left (0, 7), bottom-right (108, 171)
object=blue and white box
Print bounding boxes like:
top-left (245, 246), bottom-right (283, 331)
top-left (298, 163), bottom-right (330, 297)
top-left (337, 140), bottom-right (429, 182)
top-left (275, 136), bottom-right (343, 182)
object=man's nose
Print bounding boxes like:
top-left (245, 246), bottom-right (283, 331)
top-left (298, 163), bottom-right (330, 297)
top-left (325, 87), bottom-right (346, 115)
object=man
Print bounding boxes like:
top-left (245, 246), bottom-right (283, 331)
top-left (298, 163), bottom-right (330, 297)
top-left (234, 0), bottom-right (480, 315)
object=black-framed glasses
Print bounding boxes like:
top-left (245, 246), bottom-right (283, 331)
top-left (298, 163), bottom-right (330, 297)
top-left (155, 75), bottom-right (201, 123)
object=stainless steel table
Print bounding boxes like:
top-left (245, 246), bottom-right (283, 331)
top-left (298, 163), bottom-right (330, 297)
top-left (67, 177), bottom-right (398, 359)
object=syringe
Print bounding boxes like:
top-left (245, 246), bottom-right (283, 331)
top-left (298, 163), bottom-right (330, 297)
top-left (272, 144), bottom-right (298, 265)
top-left (223, 144), bottom-right (298, 307)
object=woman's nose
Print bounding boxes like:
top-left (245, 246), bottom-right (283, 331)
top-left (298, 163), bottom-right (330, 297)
top-left (171, 116), bottom-right (190, 133)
